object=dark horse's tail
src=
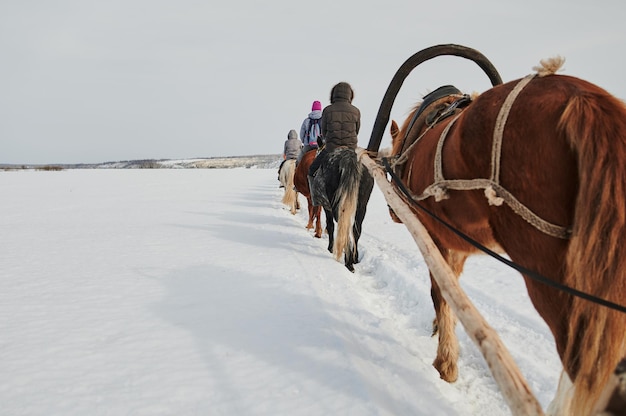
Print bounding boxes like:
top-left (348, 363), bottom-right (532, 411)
top-left (559, 76), bottom-right (626, 415)
top-left (331, 149), bottom-right (362, 263)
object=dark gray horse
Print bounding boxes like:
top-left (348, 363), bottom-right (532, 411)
top-left (309, 148), bottom-right (374, 272)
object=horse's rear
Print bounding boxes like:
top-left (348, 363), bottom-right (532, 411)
top-left (315, 148), bottom-right (374, 272)
top-left (294, 150), bottom-right (323, 238)
top-left (279, 159), bottom-right (298, 214)
top-left (391, 67), bottom-right (626, 414)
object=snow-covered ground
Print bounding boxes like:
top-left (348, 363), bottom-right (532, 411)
top-left (0, 167), bottom-right (562, 415)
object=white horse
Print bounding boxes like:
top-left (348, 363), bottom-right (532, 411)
top-left (279, 159), bottom-right (298, 214)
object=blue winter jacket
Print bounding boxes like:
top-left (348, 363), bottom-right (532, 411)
top-left (299, 110), bottom-right (323, 146)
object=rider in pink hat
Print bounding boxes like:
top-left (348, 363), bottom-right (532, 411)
top-left (297, 100), bottom-right (323, 164)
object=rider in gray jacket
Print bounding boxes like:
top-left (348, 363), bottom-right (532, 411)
top-left (278, 129), bottom-right (302, 183)
top-left (283, 129), bottom-right (302, 160)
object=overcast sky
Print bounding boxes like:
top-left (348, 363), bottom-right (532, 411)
top-left (2, 0), bottom-right (625, 164)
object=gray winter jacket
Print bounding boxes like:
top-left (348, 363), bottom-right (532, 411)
top-left (283, 130), bottom-right (302, 160)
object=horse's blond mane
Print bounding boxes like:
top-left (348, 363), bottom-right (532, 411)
top-left (533, 56), bottom-right (566, 77)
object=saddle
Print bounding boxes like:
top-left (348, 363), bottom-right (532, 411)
top-left (397, 85), bottom-right (472, 173)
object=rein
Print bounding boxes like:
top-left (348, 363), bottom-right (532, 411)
top-left (381, 157), bottom-right (626, 314)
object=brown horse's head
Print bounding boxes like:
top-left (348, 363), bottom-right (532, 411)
top-left (389, 119), bottom-right (401, 155)
top-left (386, 117), bottom-right (407, 224)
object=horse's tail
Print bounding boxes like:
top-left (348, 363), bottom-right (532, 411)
top-left (559, 82), bottom-right (626, 414)
top-left (281, 160), bottom-right (297, 214)
top-left (333, 150), bottom-right (361, 262)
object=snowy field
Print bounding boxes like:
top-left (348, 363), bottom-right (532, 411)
top-left (0, 167), bottom-right (562, 415)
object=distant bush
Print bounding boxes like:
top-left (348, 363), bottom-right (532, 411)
top-left (1, 165), bottom-right (28, 171)
top-left (138, 161), bottom-right (161, 169)
top-left (35, 166), bottom-right (64, 171)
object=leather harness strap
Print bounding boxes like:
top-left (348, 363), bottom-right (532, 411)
top-left (394, 75), bottom-right (572, 239)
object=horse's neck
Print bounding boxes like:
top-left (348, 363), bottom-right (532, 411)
top-left (399, 95), bottom-right (469, 158)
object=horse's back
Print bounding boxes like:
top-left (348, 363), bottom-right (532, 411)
top-left (469, 74), bottom-right (626, 233)
top-left (464, 75), bottom-right (582, 223)
top-left (402, 74), bottom-right (597, 255)
top-left (449, 75), bottom-right (626, 391)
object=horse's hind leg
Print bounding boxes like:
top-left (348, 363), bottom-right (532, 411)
top-left (305, 198), bottom-right (315, 230)
top-left (594, 358), bottom-right (626, 415)
top-left (549, 358), bottom-right (626, 415)
top-left (431, 249), bottom-right (467, 383)
top-left (351, 178), bottom-right (373, 265)
top-left (324, 208), bottom-right (334, 253)
top-left (343, 215), bottom-right (361, 272)
top-left (313, 206), bottom-right (323, 238)
top-left (431, 276), bottom-right (459, 382)
top-left (342, 222), bottom-right (358, 272)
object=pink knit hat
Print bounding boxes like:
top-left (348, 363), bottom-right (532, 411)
top-left (311, 100), bottom-right (322, 111)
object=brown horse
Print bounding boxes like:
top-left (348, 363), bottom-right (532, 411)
top-left (294, 149), bottom-right (323, 238)
top-left (368, 45), bottom-right (626, 415)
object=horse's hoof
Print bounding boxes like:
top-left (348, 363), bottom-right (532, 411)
top-left (433, 358), bottom-right (458, 383)
top-left (346, 264), bottom-right (355, 273)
